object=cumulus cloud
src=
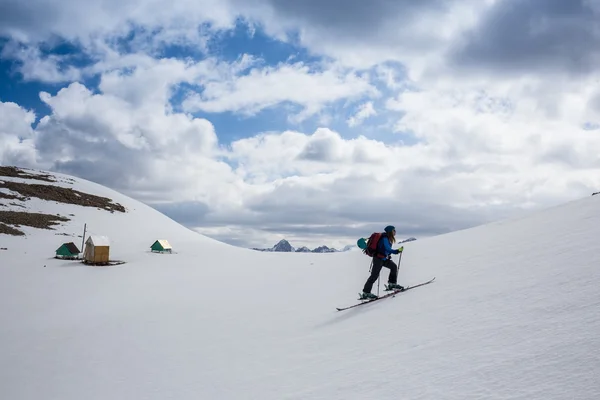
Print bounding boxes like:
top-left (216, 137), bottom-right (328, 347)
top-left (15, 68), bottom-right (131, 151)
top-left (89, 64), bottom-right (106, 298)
top-left (384, 81), bottom-right (600, 207)
top-left (0, 101), bottom-right (38, 166)
top-left (239, 0), bottom-right (485, 73)
top-left (449, 0), bottom-right (600, 76)
top-left (0, 42), bottom-right (82, 83)
top-left (0, 0), bottom-right (237, 44)
top-left (16, 80), bottom-right (228, 202)
top-left (182, 62), bottom-right (378, 122)
top-left (347, 102), bottom-right (376, 127)
top-left (228, 128), bottom-right (387, 182)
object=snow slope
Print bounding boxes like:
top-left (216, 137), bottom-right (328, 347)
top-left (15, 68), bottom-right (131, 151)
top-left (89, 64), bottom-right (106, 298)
top-left (1, 170), bottom-right (599, 400)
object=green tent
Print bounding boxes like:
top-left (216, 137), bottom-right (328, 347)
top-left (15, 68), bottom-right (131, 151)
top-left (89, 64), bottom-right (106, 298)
top-left (151, 240), bottom-right (172, 253)
top-left (55, 242), bottom-right (81, 259)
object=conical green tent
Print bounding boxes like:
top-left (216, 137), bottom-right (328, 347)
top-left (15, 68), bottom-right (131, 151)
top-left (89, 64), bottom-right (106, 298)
top-left (151, 240), bottom-right (172, 253)
top-left (55, 242), bottom-right (81, 259)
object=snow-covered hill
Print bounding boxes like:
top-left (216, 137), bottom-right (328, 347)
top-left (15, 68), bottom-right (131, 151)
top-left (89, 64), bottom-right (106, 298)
top-left (1, 167), bottom-right (600, 400)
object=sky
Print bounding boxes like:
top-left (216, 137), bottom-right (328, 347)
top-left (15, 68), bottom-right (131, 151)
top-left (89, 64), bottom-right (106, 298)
top-left (1, 0), bottom-right (600, 249)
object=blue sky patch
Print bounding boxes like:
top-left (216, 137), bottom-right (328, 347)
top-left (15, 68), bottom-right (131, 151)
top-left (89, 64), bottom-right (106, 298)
top-left (0, 20), bottom-right (406, 145)
top-left (0, 53), bottom-right (53, 121)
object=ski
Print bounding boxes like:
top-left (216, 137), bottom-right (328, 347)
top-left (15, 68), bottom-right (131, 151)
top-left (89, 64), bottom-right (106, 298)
top-left (335, 277), bottom-right (436, 312)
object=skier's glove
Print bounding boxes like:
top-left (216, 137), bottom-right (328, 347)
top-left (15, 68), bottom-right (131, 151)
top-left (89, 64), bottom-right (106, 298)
top-left (397, 246), bottom-right (404, 253)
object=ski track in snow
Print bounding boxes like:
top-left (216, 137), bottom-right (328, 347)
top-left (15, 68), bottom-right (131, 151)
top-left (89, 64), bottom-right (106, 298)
top-left (1, 170), bottom-right (600, 399)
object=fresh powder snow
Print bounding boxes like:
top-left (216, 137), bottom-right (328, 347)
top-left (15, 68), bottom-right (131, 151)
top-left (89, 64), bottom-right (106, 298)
top-left (1, 169), bottom-right (599, 400)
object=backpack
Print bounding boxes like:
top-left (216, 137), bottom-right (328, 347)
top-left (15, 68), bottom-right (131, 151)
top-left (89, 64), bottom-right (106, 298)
top-left (362, 232), bottom-right (384, 258)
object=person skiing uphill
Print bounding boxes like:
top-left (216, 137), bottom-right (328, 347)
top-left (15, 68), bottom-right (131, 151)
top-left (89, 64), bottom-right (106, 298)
top-left (360, 225), bottom-right (404, 300)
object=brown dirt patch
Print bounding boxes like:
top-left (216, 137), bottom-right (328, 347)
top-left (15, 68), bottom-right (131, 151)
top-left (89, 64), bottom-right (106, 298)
top-left (0, 222), bottom-right (25, 236)
top-left (0, 166), bottom-right (56, 182)
top-left (0, 181), bottom-right (126, 213)
top-left (0, 191), bottom-right (24, 201)
top-left (0, 210), bottom-right (70, 234)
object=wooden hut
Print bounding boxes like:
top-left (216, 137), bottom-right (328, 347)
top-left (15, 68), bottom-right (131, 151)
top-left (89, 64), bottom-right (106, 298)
top-left (55, 242), bottom-right (80, 259)
top-left (151, 239), bottom-right (172, 253)
top-left (84, 235), bottom-right (110, 264)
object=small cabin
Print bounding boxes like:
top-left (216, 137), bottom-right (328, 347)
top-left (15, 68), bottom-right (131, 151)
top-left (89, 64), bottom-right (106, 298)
top-left (84, 235), bottom-right (110, 264)
top-left (151, 239), bottom-right (172, 253)
top-left (55, 242), bottom-right (80, 259)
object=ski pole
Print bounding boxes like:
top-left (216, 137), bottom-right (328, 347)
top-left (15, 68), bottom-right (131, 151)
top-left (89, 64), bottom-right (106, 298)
top-left (397, 248), bottom-right (403, 272)
top-left (396, 246), bottom-right (403, 285)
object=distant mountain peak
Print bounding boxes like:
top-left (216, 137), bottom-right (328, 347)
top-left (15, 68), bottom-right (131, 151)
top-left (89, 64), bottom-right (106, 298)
top-left (252, 239), bottom-right (348, 253)
top-left (312, 245), bottom-right (336, 253)
top-left (273, 239), bottom-right (294, 252)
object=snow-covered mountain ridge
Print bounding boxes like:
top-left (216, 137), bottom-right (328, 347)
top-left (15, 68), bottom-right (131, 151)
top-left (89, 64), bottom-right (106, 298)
top-left (251, 239), bottom-right (348, 253)
top-left (253, 237), bottom-right (417, 253)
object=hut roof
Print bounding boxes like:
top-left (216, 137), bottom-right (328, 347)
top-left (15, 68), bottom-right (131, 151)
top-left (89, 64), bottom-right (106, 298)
top-left (59, 242), bottom-right (80, 254)
top-left (153, 239), bottom-right (172, 249)
top-left (86, 235), bottom-right (110, 246)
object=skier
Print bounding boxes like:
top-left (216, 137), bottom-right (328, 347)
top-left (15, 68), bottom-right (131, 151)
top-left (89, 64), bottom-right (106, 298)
top-left (360, 225), bottom-right (404, 299)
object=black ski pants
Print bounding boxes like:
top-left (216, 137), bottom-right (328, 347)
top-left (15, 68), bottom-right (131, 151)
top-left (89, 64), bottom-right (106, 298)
top-left (362, 257), bottom-right (398, 293)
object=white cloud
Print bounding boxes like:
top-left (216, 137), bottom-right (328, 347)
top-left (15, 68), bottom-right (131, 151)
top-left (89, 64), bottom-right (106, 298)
top-left (30, 81), bottom-right (227, 202)
top-left (0, 101), bottom-right (38, 167)
top-left (182, 62), bottom-right (379, 122)
top-left (0, 0), bottom-right (238, 45)
top-left (236, 0), bottom-right (486, 74)
top-left (383, 76), bottom-right (600, 208)
top-left (347, 101), bottom-right (376, 127)
top-left (228, 128), bottom-right (391, 183)
top-left (0, 42), bottom-right (82, 83)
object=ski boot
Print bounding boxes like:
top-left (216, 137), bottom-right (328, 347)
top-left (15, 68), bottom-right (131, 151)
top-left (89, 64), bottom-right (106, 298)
top-left (359, 292), bottom-right (378, 300)
top-left (385, 282), bottom-right (405, 291)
